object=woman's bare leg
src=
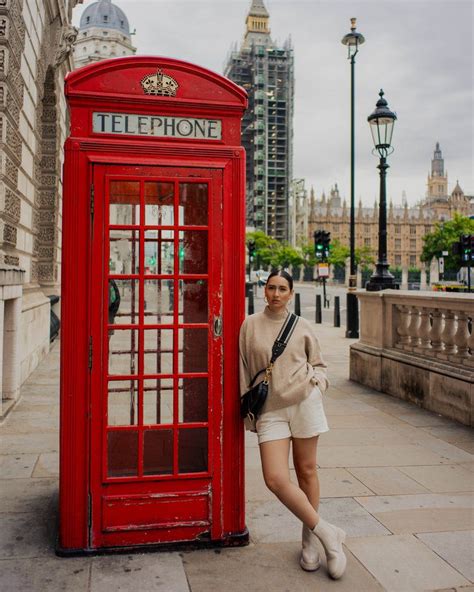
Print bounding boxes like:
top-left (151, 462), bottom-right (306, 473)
top-left (259, 438), bottom-right (318, 528)
top-left (292, 436), bottom-right (320, 511)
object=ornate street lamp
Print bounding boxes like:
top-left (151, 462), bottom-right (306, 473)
top-left (341, 17), bottom-right (365, 338)
top-left (366, 89), bottom-right (398, 291)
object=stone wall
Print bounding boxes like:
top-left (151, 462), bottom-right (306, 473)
top-left (0, 0), bottom-right (80, 409)
top-left (350, 290), bottom-right (474, 426)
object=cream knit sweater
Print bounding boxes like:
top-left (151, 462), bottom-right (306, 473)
top-left (239, 307), bottom-right (329, 413)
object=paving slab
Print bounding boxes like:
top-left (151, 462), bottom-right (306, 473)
top-left (0, 513), bottom-right (55, 559)
top-left (304, 467), bottom-right (374, 497)
top-left (319, 426), bottom-right (407, 446)
top-left (90, 553), bottom-right (189, 592)
top-left (417, 530), bottom-right (474, 581)
top-left (456, 441), bottom-right (474, 454)
top-left (398, 464), bottom-right (474, 493)
top-left (0, 453), bottom-right (38, 478)
top-left (1, 432), bottom-right (59, 454)
top-left (32, 452), bottom-right (59, 478)
top-left (317, 443), bottom-right (452, 467)
top-left (0, 478), bottom-right (58, 513)
top-left (245, 467), bottom-right (274, 502)
top-left (0, 556), bottom-right (90, 592)
top-left (346, 534), bottom-right (470, 591)
top-left (183, 541), bottom-right (385, 592)
top-left (319, 498), bottom-right (390, 538)
top-left (1, 411), bottom-right (59, 434)
top-left (421, 426), bottom-right (474, 444)
top-left (323, 413), bottom-right (405, 429)
top-left (355, 493), bottom-right (474, 534)
top-left (347, 467), bottom-right (430, 495)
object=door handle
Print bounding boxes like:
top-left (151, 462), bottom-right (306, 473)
top-left (213, 315), bottom-right (222, 337)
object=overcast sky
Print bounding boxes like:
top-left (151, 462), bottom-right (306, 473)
top-left (73, 0), bottom-right (473, 207)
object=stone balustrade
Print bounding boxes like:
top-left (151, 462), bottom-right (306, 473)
top-left (350, 290), bottom-right (474, 426)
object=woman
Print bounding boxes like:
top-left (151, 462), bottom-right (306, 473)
top-left (239, 270), bottom-right (347, 580)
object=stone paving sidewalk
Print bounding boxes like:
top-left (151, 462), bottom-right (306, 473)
top-left (1, 318), bottom-right (473, 591)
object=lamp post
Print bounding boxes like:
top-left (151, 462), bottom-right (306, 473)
top-left (366, 89), bottom-right (398, 291)
top-left (341, 17), bottom-right (365, 338)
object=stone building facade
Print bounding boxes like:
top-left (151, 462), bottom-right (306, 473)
top-left (302, 144), bottom-right (472, 271)
top-left (0, 0), bottom-right (81, 416)
top-left (73, 0), bottom-right (136, 69)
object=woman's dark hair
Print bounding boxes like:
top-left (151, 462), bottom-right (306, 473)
top-left (266, 269), bottom-right (294, 290)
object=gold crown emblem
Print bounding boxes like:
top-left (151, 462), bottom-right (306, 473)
top-left (140, 68), bottom-right (179, 97)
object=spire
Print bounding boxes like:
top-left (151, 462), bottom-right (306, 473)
top-left (243, 0), bottom-right (272, 48)
top-left (248, 0), bottom-right (269, 18)
top-left (431, 142), bottom-right (444, 177)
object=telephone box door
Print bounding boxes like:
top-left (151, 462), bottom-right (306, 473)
top-left (89, 163), bottom-right (223, 548)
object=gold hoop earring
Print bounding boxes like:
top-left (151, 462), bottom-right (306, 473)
top-left (264, 297), bottom-right (268, 303)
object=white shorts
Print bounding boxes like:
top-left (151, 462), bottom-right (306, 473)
top-left (256, 386), bottom-right (329, 445)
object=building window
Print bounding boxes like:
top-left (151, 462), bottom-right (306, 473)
top-left (104, 15), bottom-right (108, 22)
top-left (410, 239), bottom-right (416, 250)
top-left (395, 255), bottom-right (402, 265)
top-left (395, 225), bottom-right (401, 234)
top-left (364, 238), bottom-right (371, 247)
top-left (410, 226), bottom-right (416, 235)
top-left (410, 256), bottom-right (417, 266)
top-left (86, 16), bottom-right (90, 23)
top-left (424, 225), bottom-right (431, 234)
top-left (364, 224), bottom-right (370, 233)
top-left (395, 239), bottom-right (401, 250)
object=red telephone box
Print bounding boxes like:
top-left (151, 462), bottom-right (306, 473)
top-left (59, 57), bottom-right (248, 553)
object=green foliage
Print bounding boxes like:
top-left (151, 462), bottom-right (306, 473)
top-left (421, 214), bottom-right (474, 271)
top-left (327, 238), bottom-right (349, 268)
top-left (355, 245), bottom-right (375, 270)
top-left (245, 232), bottom-right (303, 269)
top-left (300, 242), bottom-right (316, 267)
top-left (274, 244), bottom-right (304, 269)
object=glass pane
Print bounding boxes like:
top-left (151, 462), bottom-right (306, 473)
top-left (178, 328), bottom-right (208, 373)
top-left (109, 229), bottom-right (140, 275)
top-left (178, 231), bottom-right (208, 274)
top-left (144, 429), bottom-right (173, 475)
top-left (107, 431), bottom-right (138, 477)
top-left (179, 183), bottom-right (208, 226)
top-left (144, 279), bottom-right (174, 325)
top-left (143, 378), bottom-right (173, 424)
top-left (145, 182), bottom-right (174, 225)
top-left (108, 380), bottom-right (138, 426)
top-left (179, 280), bottom-right (207, 324)
top-left (144, 329), bottom-right (173, 375)
top-left (178, 378), bottom-right (208, 423)
top-left (109, 180), bottom-right (140, 225)
top-left (178, 428), bottom-right (208, 473)
top-left (108, 279), bottom-right (139, 325)
top-left (144, 230), bottom-right (174, 274)
top-left (109, 329), bottom-right (139, 376)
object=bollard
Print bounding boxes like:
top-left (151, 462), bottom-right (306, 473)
top-left (248, 288), bottom-right (254, 315)
top-left (295, 293), bottom-right (301, 316)
top-left (334, 295), bottom-right (340, 327)
top-left (315, 294), bottom-right (322, 324)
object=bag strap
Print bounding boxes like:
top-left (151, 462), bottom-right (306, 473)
top-left (248, 312), bottom-right (299, 387)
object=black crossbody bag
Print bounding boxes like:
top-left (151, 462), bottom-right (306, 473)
top-left (240, 312), bottom-right (299, 423)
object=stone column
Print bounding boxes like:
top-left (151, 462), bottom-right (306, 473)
top-left (430, 257), bottom-right (439, 285)
top-left (401, 266), bottom-right (408, 290)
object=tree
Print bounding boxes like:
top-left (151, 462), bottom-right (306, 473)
top-left (246, 231), bottom-right (279, 268)
top-left (273, 244), bottom-right (304, 269)
top-left (421, 213), bottom-right (474, 271)
top-left (328, 239), bottom-right (350, 269)
top-left (355, 245), bottom-right (375, 271)
top-left (301, 242), bottom-right (317, 267)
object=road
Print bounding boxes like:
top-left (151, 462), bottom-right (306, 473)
top-left (249, 281), bottom-right (351, 328)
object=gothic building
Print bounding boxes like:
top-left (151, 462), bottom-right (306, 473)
top-left (225, 0), bottom-right (294, 242)
top-left (73, 0), bottom-right (136, 68)
top-left (0, 0), bottom-right (81, 417)
top-left (304, 143), bottom-right (472, 270)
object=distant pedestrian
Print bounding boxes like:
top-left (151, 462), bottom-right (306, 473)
top-left (239, 269), bottom-right (347, 579)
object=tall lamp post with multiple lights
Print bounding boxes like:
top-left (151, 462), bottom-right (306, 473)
top-left (341, 18), bottom-right (365, 338)
top-left (366, 89), bottom-right (398, 291)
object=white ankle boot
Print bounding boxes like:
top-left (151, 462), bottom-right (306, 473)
top-left (312, 518), bottom-right (347, 579)
top-left (300, 524), bottom-right (321, 571)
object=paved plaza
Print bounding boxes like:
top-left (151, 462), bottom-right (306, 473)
top-left (1, 294), bottom-right (473, 591)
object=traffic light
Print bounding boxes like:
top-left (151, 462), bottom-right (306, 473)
top-left (321, 231), bottom-right (331, 260)
top-left (460, 234), bottom-right (473, 264)
top-left (248, 240), bottom-right (256, 262)
top-left (314, 230), bottom-right (331, 261)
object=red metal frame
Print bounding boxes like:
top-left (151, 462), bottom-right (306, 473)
top-left (59, 57), bottom-right (247, 553)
